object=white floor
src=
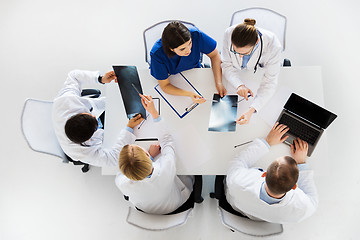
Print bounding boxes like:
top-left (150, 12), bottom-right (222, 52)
top-left (1, 0), bottom-right (360, 239)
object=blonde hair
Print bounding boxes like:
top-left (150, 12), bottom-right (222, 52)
top-left (231, 18), bottom-right (258, 47)
top-left (119, 144), bottom-right (153, 181)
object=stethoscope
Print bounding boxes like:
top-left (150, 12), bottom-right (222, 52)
top-left (253, 31), bottom-right (263, 73)
top-left (232, 30), bottom-right (263, 73)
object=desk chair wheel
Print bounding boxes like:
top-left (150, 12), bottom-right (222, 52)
top-left (81, 164), bottom-right (90, 173)
top-left (210, 192), bottom-right (216, 199)
top-left (283, 58), bottom-right (291, 67)
top-left (195, 196), bottom-right (204, 204)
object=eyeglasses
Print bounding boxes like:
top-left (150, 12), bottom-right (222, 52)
top-left (230, 44), bottom-right (254, 56)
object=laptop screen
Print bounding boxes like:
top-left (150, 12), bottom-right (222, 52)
top-left (284, 93), bottom-right (337, 129)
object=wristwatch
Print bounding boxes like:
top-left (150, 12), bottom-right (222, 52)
top-left (98, 75), bottom-right (104, 84)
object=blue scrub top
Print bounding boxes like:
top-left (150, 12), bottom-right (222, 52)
top-left (150, 27), bottom-right (217, 80)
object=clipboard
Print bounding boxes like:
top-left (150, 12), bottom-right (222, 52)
top-left (154, 72), bottom-right (202, 118)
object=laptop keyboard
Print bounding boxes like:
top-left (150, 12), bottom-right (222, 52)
top-left (278, 114), bottom-right (320, 145)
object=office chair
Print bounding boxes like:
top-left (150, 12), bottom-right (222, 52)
top-left (126, 175), bottom-right (203, 231)
top-left (210, 175), bottom-right (283, 237)
top-left (21, 89), bottom-right (101, 173)
top-left (230, 7), bottom-right (291, 66)
top-left (143, 20), bottom-right (207, 67)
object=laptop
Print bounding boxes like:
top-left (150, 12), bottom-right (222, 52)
top-left (112, 66), bottom-right (146, 119)
top-left (276, 93), bottom-right (337, 156)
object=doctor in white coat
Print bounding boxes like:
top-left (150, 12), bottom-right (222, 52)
top-left (225, 122), bottom-right (318, 223)
top-left (115, 95), bottom-right (194, 214)
top-left (53, 70), bottom-right (143, 167)
top-left (221, 18), bottom-right (282, 125)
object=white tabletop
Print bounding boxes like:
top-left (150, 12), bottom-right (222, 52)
top-left (102, 66), bottom-right (328, 175)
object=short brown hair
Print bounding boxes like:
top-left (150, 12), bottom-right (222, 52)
top-left (65, 113), bottom-right (98, 144)
top-left (161, 21), bottom-right (191, 57)
top-left (266, 156), bottom-right (299, 195)
top-left (231, 18), bottom-right (258, 48)
top-left (119, 144), bottom-right (153, 181)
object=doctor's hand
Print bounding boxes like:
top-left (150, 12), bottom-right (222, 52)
top-left (237, 85), bottom-right (253, 100)
top-left (127, 114), bottom-right (144, 128)
top-left (290, 138), bottom-right (308, 164)
top-left (148, 143), bottom-right (161, 159)
top-left (216, 82), bottom-right (227, 98)
top-left (140, 94), bottom-right (159, 119)
top-left (101, 71), bottom-right (117, 83)
top-left (236, 107), bottom-right (256, 125)
top-left (265, 122), bottom-right (289, 146)
top-left (188, 92), bottom-right (206, 104)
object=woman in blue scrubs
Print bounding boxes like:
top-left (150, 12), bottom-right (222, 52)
top-left (150, 21), bottom-right (226, 103)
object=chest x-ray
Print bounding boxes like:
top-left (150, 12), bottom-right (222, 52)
top-left (208, 94), bottom-right (238, 132)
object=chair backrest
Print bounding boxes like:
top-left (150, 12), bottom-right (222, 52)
top-left (126, 207), bottom-right (193, 231)
top-left (230, 8), bottom-right (287, 51)
top-left (219, 206), bottom-right (283, 237)
top-left (21, 98), bottom-right (66, 160)
top-left (143, 20), bottom-right (198, 65)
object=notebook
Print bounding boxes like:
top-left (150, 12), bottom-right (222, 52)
top-left (113, 65), bottom-right (146, 119)
top-left (276, 93), bottom-right (337, 156)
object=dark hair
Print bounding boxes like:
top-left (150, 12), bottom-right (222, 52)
top-left (161, 21), bottom-right (191, 57)
top-left (65, 113), bottom-right (98, 144)
top-left (266, 156), bottom-right (299, 195)
top-left (231, 18), bottom-right (258, 48)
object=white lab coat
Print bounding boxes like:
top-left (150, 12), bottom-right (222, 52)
top-left (52, 70), bottom-right (135, 167)
top-left (221, 27), bottom-right (282, 111)
top-left (225, 138), bottom-right (319, 223)
top-left (115, 119), bottom-right (193, 214)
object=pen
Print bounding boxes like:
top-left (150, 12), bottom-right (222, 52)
top-left (185, 103), bottom-right (198, 112)
top-left (138, 114), bottom-right (150, 129)
top-left (234, 140), bottom-right (253, 148)
top-left (236, 93), bottom-right (252, 104)
top-left (131, 83), bottom-right (141, 95)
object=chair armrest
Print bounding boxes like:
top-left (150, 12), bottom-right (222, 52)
top-left (81, 89), bottom-right (101, 98)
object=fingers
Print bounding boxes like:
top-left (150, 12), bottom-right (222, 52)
top-left (244, 90), bottom-right (250, 100)
top-left (132, 114), bottom-right (143, 122)
top-left (296, 138), bottom-right (308, 151)
top-left (273, 122), bottom-right (289, 133)
top-left (294, 138), bottom-right (300, 150)
top-left (140, 94), bottom-right (154, 107)
top-left (236, 115), bottom-right (248, 125)
top-left (105, 71), bottom-right (117, 82)
top-left (219, 90), bottom-right (224, 98)
top-left (249, 89), bottom-right (254, 97)
top-left (290, 143), bottom-right (295, 153)
top-left (140, 94), bottom-right (151, 101)
top-left (191, 94), bottom-right (206, 103)
top-left (280, 135), bottom-right (289, 143)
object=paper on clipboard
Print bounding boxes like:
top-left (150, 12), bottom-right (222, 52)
top-left (132, 98), bottom-right (160, 140)
top-left (154, 73), bottom-right (202, 118)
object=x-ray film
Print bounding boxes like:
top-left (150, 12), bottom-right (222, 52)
top-left (113, 66), bottom-right (146, 119)
top-left (208, 94), bottom-right (238, 132)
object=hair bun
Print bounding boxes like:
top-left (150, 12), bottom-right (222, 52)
top-left (244, 18), bottom-right (256, 26)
